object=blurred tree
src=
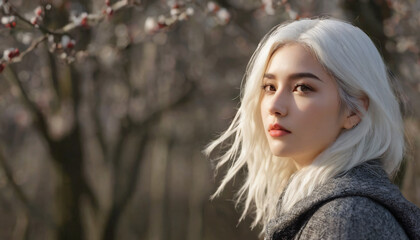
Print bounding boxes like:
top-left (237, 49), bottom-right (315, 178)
top-left (0, 0), bottom-right (418, 240)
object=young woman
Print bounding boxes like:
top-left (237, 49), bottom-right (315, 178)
top-left (205, 18), bottom-right (420, 239)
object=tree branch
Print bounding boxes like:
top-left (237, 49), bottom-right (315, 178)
top-left (2, 66), bottom-right (53, 147)
top-left (101, 130), bottom-right (148, 240)
top-left (135, 78), bottom-right (196, 130)
top-left (0, 146), bottom-right (56, 229)
top-left (8, 35), bottom-right (48, 64)
top-left (2, 0), bottom-right (141, 67)
top-left (46, 49), bottom-right (61, 109)
top-left (91, 68), bottom-right (108, 161)
top-left (101, 77), bottom-right (195, 240)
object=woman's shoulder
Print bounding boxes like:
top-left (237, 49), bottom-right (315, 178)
top-left (266, 161), bottom-right (420, 240)
top-left (298, 196), bottom-right (409, 239)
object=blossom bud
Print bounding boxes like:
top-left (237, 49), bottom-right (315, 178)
top-left (3, 48), bottom-right (19, 61)
top-left (144, 17), bottom-right (158, 34)
top-left (12, 48), bottom-right (19, 57)
top-left (157, 15), bottom-right (167, 28)
top-left (104, 6), bottom-right (113, 16)
top-left (2, 16), bottom-right (16, 28)
top-left (262, 0), bottom-right (275, 15)
top-left (34, 6), bottom-right (43, 16)
top-left (61, 35), bottom-right (75, 49)
top-left (217, 8), bottom-right (230, 24)
top-left (186, 7), bottom-right (194, 16)
top-left (67, 40), bottom-right (75, 49)
top-left (207, 1), bottom-right (220, 12)
top-left (30, 16), bottom-right (38, 25)
top-left (170, 8), bottom-right (180, 16)
top-left (80, 12), bottom-right (88, 26)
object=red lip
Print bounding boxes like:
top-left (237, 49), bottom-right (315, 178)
top-left (268, 123), bottom-right (291, 137)
top-left (269, 123), bottom-right (291, 132)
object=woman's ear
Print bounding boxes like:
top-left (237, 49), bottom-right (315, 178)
top-left (343, 97), bottom-right (369, 130)
top-left (343, 112), bottom-right (361, 129)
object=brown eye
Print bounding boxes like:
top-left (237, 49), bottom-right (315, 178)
top-left (262, 84), bottom-right (276, 92)
top-left (294, 84), bottom-right (313, 93)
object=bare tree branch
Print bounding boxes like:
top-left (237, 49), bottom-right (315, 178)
top-left (9, 5), bottom-right (63, 36)
top-left (1, 0), bottom-right (142, 67)
top-left (0, 145), bottom-right (56, 229)
top-left (101, 130), bottom-right (148, 240)
top-left (46, 49), bottom-right (61, 109)
top-left (2, 66), bottom-right (53, 147)
top-left (91, 66), bottom-right (108, 161)
top-left (100, 76), bottom-right (195, 240)
top-left (136, 78), bottom-right (196, 130)
top-left (8, 35), bottom-right (48, 64)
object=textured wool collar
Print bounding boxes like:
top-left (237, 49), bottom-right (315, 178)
top-left (265, 160), bottom-right (420, 240)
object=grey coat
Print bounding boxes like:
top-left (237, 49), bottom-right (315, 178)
top-left (265, 160), bottom-right (420, 240)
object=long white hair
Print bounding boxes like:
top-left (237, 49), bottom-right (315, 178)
top-left (204, 18), bottom-right (405, 233)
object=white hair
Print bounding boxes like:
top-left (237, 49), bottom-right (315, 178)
top-left (204, 18), bottom-right (405, 234)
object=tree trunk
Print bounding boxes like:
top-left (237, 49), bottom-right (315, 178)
top-left (52, 127), bottom-right (86, 240)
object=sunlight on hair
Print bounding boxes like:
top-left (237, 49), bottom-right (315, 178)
top-left (204, 18), bottom-right (405, 236)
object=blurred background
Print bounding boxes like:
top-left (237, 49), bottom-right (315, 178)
top-left (0, 0), bottom-right (419, 239)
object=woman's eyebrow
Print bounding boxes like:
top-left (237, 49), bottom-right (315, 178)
top-left (263, 73), bottom-right (276, 79)
top-left (263, 72), bottom-right (324, 83)
top-left (289, 72), bottom-right (323, 82)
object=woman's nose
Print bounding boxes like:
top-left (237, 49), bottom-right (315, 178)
top-left (268, 90), bottom-right (288, 117)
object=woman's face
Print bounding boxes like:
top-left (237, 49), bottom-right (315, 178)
top-left (260, 43), bottom-right (350, 169)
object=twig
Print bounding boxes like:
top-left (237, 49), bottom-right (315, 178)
top-left (9, 35), bottom-right (48, 64)
top-left (9, 5), bottom-right (63, 36)
top-left (62, 0), bottom-right (133, 33)
top-left (2, 0), bottom-right (138, 66)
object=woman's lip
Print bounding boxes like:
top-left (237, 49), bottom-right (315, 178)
top-left (269, 130), bottom-right (291, 137)
top-left (268, 123), bottom-right (291, 132)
